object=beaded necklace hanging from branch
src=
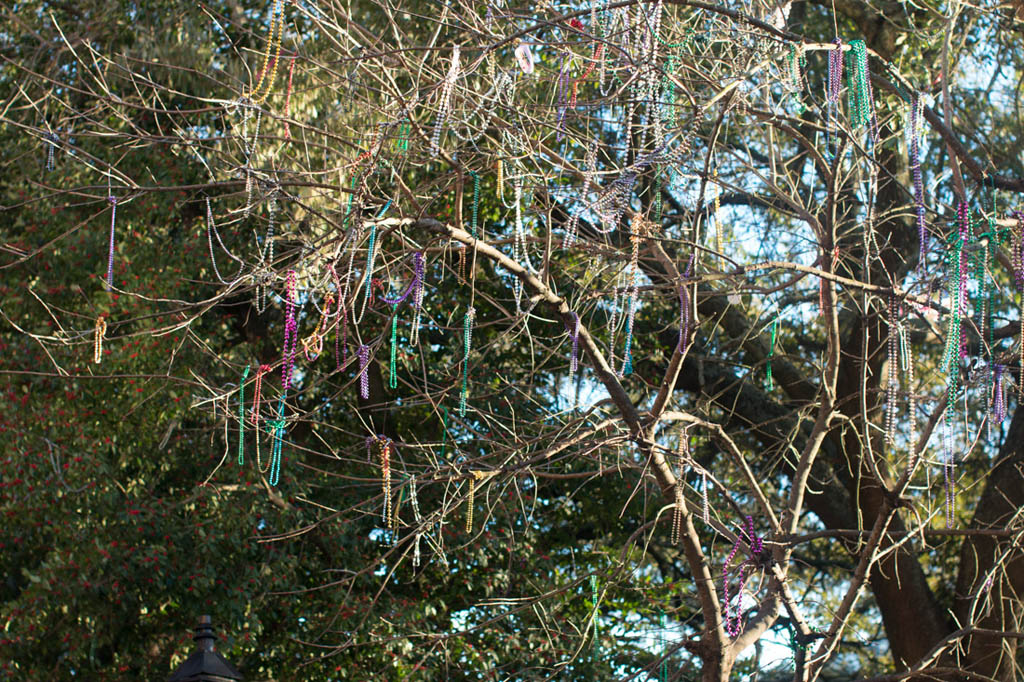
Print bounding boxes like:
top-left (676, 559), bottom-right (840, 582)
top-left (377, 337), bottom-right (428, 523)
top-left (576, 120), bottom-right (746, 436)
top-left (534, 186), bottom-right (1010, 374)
top-left (941, 202), bottom-right (971, 528)
top-left (825, 38), bottom-right (843, 162)
top-left (1014, 211), bottom-right (1024, 397)
top-left (267, 401), bottom-right (285, 486)
top-left (367, 436), bottom-right (393, 529)
top-left (620, 215), bottom-right (647, 377)
top-left (429, 46), bottom-right (461, 157)
top-left (567, 311), bottom-right (580, 391)
top-left (765, 314), bottom-right (780, 390)
top-left (564, 138), bottom-right (599, 249)
top-left (44, 131), bottom-right (59, 171)
top-left (282, 56), bottom-right (297, 140)
top-left (93, 315), bottom-right (106, 364)
top-left (105, 196), bottom-right (117, 291)
top-left (248, 0), bottom-right (285, 105)
top-left (884, 297), bottom-right (900, 445)
top-left (238, 364), bottom-right (250, 466)
top-left (358, 344), bottom-right (370, 399)
top-left (908, 95), bottom-right (928, 263)
top-left (250, 363), bottom-right (271, 430)
top-left (511, 174), bottom-right (538, 313)
top-left (459, 306), bottom-right (476, 416)
top-left (302, 293), bottom-right (334, 361)
top-left (410, 476), bottom-right (422, 567)
top-left (206, 198), bottom-right (244, 284)
top-left (723, 515), bottom-right (764, 639)
top-left (785, 44), bottom-right (806, 113)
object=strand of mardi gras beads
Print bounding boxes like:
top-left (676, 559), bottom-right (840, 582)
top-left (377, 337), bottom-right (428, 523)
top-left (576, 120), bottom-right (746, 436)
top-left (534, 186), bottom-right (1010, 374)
top-left (766, 314), bottom-right (779, 390)
top-left (846, 40), bottom-right (873, 129)
top-left (282, 56), bottom-right (296, 139)
top-left (465, 473), bottom-right (475, 533)
top-left (379, 252), bottom-right (425, 306)
top-left (942, 202), bottom-right (971, 528)
top-left (679, 279), bottom-right (690, 353)
top-left (621, 216), bottom-right (645, 376)
top-left (723, 516), bottom-right (764, 638)
top-left (378, 437), bottom-right (393, 529)
top-left (671, 478), bottom-right (684, 546)
top-left (590, 574), bottom-right (600, 645)
top-left (908, 96), bottom-right (928, 264)
top-left (899, 314), bottom-right (917, 456)
top-left (826, 38), bottom-right (843, 162)
top-left (249, 0), bottom-right (285, 105)
top-left (1015, 211), bottom-right (1024, 397)
top-left (410, 252), bottom-right (426, 345)
top-left (786, 44), bottom-right (806, 112)
top-left (712, 169), bottom-right (722, 261)
top-left (44, 131), bottom-right (58, 171)
top-left (93, 315), bottom-right (107, 364)
top-left (358, 344), bottom-right (370, 399)
top-left (459, 307), bottom-right (476, 416)
top-left (430, 46), bottom-right (461, 157)
top-left (268, 401), bottom-right (285, 486)
top-left (410, 476), bottom-right (422, 567)
top-left (255, 412), bottom-right (272, 474)
top-left (281, 271), bottom-right (298, 393)
top-left (389, 304), bottom-right (399, 390)
top-left (105, 196), bottom-right (117, 290)
top-left (567, 311), bottom-right (580, 389)
top-left (238, 364), bottom-right (250, 466)
top-left (992, 364), bottom-right (1007, 426)
top-left (885, 297), bottom-right (899, 445)
top-left (205, 198), bottom-right (243, 284)
top-left (250, 364), bottom-right (271, 427)
top-left (302, 293), bottom-right (334, 361)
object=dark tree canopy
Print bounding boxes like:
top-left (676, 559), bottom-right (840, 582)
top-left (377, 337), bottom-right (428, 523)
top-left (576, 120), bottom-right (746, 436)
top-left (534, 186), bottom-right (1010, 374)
top-left (2, 0), bottom-right (1024, 680)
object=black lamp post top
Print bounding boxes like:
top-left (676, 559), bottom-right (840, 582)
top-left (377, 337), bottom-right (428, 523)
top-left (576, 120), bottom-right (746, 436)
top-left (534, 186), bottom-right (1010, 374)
top-left (167, 615), bottom-right (244, 682)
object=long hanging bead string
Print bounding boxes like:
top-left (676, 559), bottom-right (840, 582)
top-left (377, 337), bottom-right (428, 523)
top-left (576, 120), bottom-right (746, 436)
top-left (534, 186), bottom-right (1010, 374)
top-left (389, 302), bottom-right (399, 390)
top-left (884, 297), bottom-right (899, 445)
top-left (460, 171), bottom-right (480, 280)
top-left (93, 315), bottom-right (107, 364)
top-left (238, 364), bottom-right (250, 466)
top-left (459, 307), bottom-right (476, 416)
top-left (909, 94), bottom-right (928, 264)
top-left (898, 310), bottom-right (917, 467)
top-left (302, 293), bottom-right (334, 361)
top-left (620, 216), bottom-right (645, 377)
top-left (723, 515), bottom-right (763, 638)
top-left (105, 195), bottom-right (117, 291)
top-left (249, 0), bottom-right (285, 105)
top-left (250, 364), bottom-right (271, 428)
top-left (282, 56), bottom-right (297, 139)
top-left (845, 40), bottom-right (873, 129)
top-left (992, 364), bottom-right (1007, 426)
top-left (511, 175), bottom-right (538, 312)
top-left (380, 438), bottom-right (392, 529)
top-left (567, 311), bottom-right (580, 390)
top-left (942, 202), bottom-right (970, 528)
top-left (785, 44), bottom-right (805, 112)
top-left (410, 476), bottom-right (422, 567)
top-left (358, 344), bottom-right (370, 399)
top-left (268, 270), bottom-right (298, 488)
top-left (826, 38), bottom-right (843, 162)
top-left (765, 314), bottom-right (779, 390)
top-left (205, 198), bottom-right (244, 284)
top-left (1014, 211), bottom-right (1024, 398)
top-left (590, 574), bottom-right (600, 647)
top-left (429, 46), bottom-right (461, 157)
top-left (44, 131), bottom-right (59, 171)
top-left (465, 472), bottom-right (476, 532)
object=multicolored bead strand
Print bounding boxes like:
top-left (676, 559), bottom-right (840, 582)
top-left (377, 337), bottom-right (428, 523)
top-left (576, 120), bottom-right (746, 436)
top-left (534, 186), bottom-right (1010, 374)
top-left (379, 438), bottom-right (393, 529)
top-left (459, 307), bottom-right (476, 416)
top-left (826, 38), bottom-right (843, 162)
top-left (93, 315), bottom-right (106, 364)
top-left (358, 344), bottom-right (370, 399)
top-left (105, 195), bottom-right (117, 290)
top-left (238, 364), bottom-right (250, 466)
top-left (429, 46), bottom-right (461, 157)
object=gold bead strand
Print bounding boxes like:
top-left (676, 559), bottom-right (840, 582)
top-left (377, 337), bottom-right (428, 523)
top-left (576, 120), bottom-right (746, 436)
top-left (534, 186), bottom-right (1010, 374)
top-left (465, 473), bottom-right (475, 533)
top-left (380, 439), bottom-right (392, 530)
top-left (249, 0), bottom-right (286, 105)
top-left (93, 315), bottom-right (107, 364)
